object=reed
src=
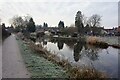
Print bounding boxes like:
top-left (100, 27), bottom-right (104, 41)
top-left (86, 36), bottom-right (120, 49)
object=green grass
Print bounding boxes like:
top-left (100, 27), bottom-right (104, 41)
top-left (17, 38), bottom-right (68, 78)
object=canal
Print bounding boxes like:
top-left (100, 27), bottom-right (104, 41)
top-left (35, 37), bottom-right (119, 78)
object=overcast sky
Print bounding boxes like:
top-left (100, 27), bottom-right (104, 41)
top-left (0, 0), bottom-right (119, 28)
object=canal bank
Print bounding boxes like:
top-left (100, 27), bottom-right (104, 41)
top-left (34, 36), bottom-right (119, 78)
top-left (17, 35), bottom-right (107, 78)
top-left (51, 36), bottom-right (120, 49)
top-left (17, 37), bottom-right (68, 78)
top-left (16, 31), bottom-right (120, 78)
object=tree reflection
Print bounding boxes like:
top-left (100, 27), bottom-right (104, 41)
top-left (48, 38), bottom-right (101, 62)
top-left (86, 49), bottom-right (99, 61)
top-left (73, 41), bottom-right (100, 62)
top-left (86, 45), bottom-right (99, 61)
top-left (43, 40), bottom-right (47, 45)
top-left (50, 38), bottom-right (57, 44)
top-left (84, 44), bottom-right (88, 50)
top-left (57, 41), bottom-right (64, 50)
top-left (65, 41), bottom-right (75, 49)
top-left (73, 41), bottom-right (84, 62)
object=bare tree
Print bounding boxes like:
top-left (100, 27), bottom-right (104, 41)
top-left (87, 14), bottom-right (101, 27)
top-left (10, 15), bottom-right (24, 27)
top-left (82, 14), bottom-right (88, 27)
top-left (23, 14), bottom-right (32, 22)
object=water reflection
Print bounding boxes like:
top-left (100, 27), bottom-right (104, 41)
top-left (65, 41), bottom-right (75, 49)
top-left (43, 40), bottom-right (47, 45)
top-left (35, 37), bottom-right (118, 78)
top-left (50, 38), bottom-right (100, 62)
top-left (86, 49), bottom-right (99, 61)
top-left (57, 41), bottom-right (64, 50)
top-left (73, 41), bottom-right (84, 62)
top-left (73, 41), bottom-right (100, 62)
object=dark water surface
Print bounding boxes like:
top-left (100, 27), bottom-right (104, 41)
top-left (35, 38), bottom-right (119, 78)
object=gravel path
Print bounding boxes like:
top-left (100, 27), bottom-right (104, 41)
top-left (0, 27), bottom-right (1, 79)
top-left (2, 34), bottom-right (30, 78)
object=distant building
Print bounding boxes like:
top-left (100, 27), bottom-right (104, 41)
top-left (115, 26), bottom-right (120, 36)
top-left (104, 26), bottom-right (120, 36)
top-left (36, 27), bottom-right (60, 35)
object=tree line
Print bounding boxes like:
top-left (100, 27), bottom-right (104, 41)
top-left (1, 11), bottom-right (102, 36)
top-left (75, 11), bottom-right (102, 35)
top-left (10, 15), bottom-right (36, 33)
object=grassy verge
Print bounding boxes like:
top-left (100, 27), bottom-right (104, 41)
top-left (17, 37), bottom-right (68, 78)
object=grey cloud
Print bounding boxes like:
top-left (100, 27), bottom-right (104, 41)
top-left (0, 2), bottom-right (118, 28)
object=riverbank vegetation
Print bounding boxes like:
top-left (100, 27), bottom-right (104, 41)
top-left (86, 36), bottom-right (120, 49)
top-left (17, 37), bottom-right (68, 78)
top-left (17, 34), bottom-right (107, 78)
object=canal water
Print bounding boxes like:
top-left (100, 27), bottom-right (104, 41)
top-left (35, 37), bottom-right (119, 78)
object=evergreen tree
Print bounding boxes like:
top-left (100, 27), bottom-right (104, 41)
top-left (75, 11), bottom-right (84, 34)
top-left (58, 21), bottom-right (64, 28)
top-left (43, 22), bottom-right (48, 27)
top-left (26, 18), bottom-right (36, 32)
